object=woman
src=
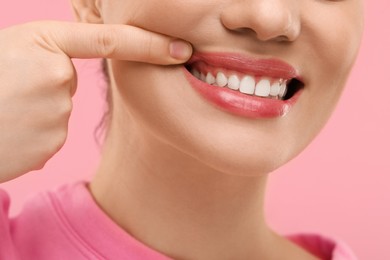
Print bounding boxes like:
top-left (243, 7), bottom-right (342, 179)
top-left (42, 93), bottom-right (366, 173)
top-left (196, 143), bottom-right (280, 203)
top-left (0, 0), bottom-right (364, 259)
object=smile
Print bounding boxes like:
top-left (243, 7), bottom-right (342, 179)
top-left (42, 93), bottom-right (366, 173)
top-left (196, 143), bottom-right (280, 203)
top-left (183, 52), bottom-right (304, 119)
top-left (189, 65), bottom-right (289, 100)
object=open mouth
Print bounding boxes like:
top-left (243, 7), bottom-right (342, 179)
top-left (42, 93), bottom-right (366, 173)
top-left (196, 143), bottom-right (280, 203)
top-left (182, 52), bottom-right (304, 118)
top-left (184, 62), bottom-right (304, 101)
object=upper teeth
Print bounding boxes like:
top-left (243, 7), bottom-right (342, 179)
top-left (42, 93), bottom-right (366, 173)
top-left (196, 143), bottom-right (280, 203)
top-left (191, 69), bottom-right (288, 99)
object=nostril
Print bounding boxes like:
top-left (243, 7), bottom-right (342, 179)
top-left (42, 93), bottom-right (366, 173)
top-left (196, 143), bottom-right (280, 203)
top-left (232, 27), bottom-right (257, 36)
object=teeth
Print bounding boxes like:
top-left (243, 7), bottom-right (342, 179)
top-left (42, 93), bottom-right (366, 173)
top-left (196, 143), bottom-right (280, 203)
top-left (227, 75), bottom-right (240, 90)
top-left (239, 76), bottom-right (256, 95)
top-left (206, 72), bottom-right (216, 85)
top-left (279, 80), bottom-right (287, 98)
top-left (216, 72), bottom-right (228, 87)
top-left (270, 81), bottom-right (281, 97)
top-left (191, 69), bottom-right (201, 79)
top-left (190, 68), bottom-right (289, 100)
top-left (255, 78), bottom-right (271, 97)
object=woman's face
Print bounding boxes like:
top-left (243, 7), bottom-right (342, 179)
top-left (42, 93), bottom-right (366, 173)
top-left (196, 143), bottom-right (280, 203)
top-left (98, 0), bottom-right (364, 175)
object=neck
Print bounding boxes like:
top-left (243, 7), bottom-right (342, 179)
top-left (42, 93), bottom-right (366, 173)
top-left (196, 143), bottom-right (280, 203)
top-left (90, 109), bottom-right (314, 259)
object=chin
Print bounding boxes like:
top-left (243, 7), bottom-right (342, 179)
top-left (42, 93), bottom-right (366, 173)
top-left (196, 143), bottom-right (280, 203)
top-left (178, 132), bottom-right (292, 177)
top-left (199, 152), bottom-right (286, 177)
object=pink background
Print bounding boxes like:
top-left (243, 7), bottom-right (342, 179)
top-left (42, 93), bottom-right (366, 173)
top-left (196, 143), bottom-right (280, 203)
top-left (1, 1), bottom-right (389, 259)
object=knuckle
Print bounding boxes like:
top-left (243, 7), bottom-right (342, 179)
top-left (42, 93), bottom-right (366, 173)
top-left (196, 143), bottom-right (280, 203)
top-left (54, 131), bottom-right (67, 151)
top-left (47, 103), bottom-right (72, 130)
top-left (33, 160), bottom-right (47, 171)
top-left (58, 99), bottom-right (73, 117)
top-left (96, 29), bottom-right (118, 57)
top-left (32, 133), bottom-right (66, 171)
top-left (45, 130), bottom-right (67, 157)
top-left (50, 66), bottom-right (74, 86)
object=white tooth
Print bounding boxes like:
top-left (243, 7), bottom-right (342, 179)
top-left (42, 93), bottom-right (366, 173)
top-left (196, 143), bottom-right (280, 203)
top-left (191, 69), bottom-right (200, 79)
top-left (227, 75), bottom-right (240, 90)
top-left (270, 81), bottom-right (281, 97)
top-left (255, 78), bottom-right (271, 97)
top-left (239, 76), bottom-right (256, 95)
top-left (279, 80), bottom-right (287, 98)
top-left (206, 72), bottom-right (216, 85)
top-left (200, 73), bottom-right (206, 81)
top-left (216, 72), bottom-right (228, 87)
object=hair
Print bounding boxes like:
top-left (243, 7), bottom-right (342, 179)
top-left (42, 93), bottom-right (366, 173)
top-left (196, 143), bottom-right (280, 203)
top-left (94, 59), bottom-right (112, 145)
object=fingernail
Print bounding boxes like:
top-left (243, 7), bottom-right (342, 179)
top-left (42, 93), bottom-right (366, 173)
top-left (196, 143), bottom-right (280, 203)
top-left (169, 40), bottom-right (192, 60)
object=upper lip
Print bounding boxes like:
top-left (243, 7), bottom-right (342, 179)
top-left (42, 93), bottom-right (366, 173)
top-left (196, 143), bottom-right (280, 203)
top-left (186, 52), bottom-right (301, 81)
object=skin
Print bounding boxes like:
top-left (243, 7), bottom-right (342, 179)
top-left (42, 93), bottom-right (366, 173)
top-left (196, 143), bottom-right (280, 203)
top-left (74, 0), bottom-right (364, 259)
top-left (0, 0), bottom-right (364, 259)
top-left (82, 0), bottom-right (363, 259)
top-left (0, 22), bottom-right (191, 181)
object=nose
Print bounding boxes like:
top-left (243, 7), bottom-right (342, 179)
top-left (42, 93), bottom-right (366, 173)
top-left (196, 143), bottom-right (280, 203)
top-left (221, 0), bottom-right (301, 42)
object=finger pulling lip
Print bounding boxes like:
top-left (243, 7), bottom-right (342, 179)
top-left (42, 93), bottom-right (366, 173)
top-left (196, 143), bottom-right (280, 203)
top-left (183, 51), bottom-right (304, 119)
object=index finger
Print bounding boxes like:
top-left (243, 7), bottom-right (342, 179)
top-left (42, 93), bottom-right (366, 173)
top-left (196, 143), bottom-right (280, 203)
top-left (37, 21), bottom-right (193, 64)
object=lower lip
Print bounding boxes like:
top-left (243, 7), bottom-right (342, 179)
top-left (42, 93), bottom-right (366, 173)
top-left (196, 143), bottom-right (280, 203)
top-left (183, 68), bottom-right (301, 119)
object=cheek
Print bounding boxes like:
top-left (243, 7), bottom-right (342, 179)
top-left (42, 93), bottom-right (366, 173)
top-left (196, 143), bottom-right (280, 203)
top-left (101, 0), bottom-right (218, 43)
top-left (110, 61), bottom-right (175, 124)
top-left (298, 3), bottom-right (364, 126)
top-left (303, 2), bottom-right (364, 89)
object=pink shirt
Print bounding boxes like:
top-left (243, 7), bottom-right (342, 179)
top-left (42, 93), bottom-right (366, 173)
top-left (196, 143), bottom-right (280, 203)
top-left (0, 182), bottom-right (357, 260)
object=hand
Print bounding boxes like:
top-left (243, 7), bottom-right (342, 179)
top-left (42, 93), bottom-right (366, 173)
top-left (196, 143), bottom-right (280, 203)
top-left (0, 21), bottom-right (192, 182)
